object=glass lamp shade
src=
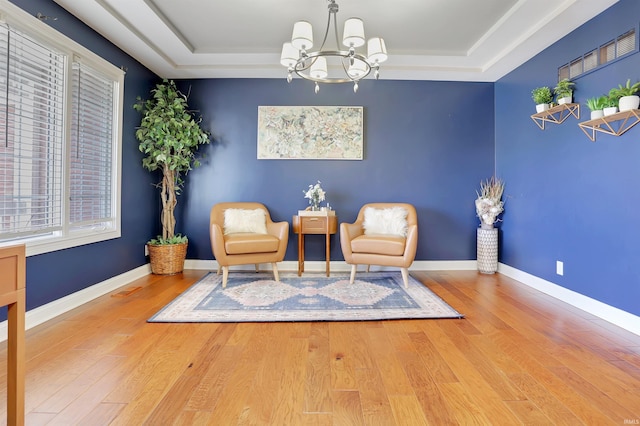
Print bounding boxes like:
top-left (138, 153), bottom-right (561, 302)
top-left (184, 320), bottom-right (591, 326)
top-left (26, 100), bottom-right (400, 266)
top-left (342, 18), bottom-right (365, 48)
top-left (280, 42), bottom-right (299, 68)
top-left (292, 21), bottom-right (313, 50)
top-left (367, 37), bottom-right (387, 64)
top-left (347, 59), bottom-right (368, 79)
top-left (310, 57), bottom-right (328, 79)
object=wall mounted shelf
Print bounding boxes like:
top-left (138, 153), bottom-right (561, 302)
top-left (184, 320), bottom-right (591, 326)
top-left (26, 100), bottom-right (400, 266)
top-left (578, 109), bottom-right (640, 141)
top-left (530, 103), bottom-right (580, 130)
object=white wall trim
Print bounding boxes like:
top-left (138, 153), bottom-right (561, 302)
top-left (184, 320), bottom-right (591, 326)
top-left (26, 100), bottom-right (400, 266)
top-left (3, 259), bottom-right (637, 342)
top-left (0, 264), bottom-right (151, 342)
top-left (498, 263), bottom-right (640, 337)
top-left (184, 259), bottom-right (478, 272)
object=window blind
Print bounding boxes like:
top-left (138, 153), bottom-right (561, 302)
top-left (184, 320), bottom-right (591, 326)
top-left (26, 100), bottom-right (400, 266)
top-left (69, 62), bottom-right (114, 230)
top-left (0, 24), bottom-right (65, 240)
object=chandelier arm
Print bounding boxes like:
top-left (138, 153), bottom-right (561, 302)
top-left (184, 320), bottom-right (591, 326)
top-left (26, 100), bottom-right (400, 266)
top-left (294, 50), bottom-right (371, 83)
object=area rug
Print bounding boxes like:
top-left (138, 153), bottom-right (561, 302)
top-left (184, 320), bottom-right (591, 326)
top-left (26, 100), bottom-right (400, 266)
top-left (148, 272), bottom-right (463, 323)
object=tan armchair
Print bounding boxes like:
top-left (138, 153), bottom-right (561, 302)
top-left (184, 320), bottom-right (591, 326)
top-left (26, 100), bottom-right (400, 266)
top-left (340, 203), bottom-right (418, 288)
top-left (210, 202), bottom-right (289, 288)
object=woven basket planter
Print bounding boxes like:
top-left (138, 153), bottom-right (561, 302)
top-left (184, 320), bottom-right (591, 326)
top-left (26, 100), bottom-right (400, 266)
top-left (148, 242), bottom-right (188, 275)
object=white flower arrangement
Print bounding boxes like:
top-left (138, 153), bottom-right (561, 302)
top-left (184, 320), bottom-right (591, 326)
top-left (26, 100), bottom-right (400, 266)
top-left (303, 180), bottom-right (326, 209)
top-left (475, 177), bottom-right (504, 229)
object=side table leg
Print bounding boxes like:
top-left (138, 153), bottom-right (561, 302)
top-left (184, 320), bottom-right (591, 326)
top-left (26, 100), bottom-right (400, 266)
top-left (325, 231), bottom-right (330, 277)
top-left (297, 233), bottom-right (303, 276)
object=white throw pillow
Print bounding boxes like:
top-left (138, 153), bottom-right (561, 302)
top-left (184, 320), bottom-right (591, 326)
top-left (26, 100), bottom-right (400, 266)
top-left (223, 208), bottom-right (268, 235)
top-left (363, 206), bottom-right (408, 237)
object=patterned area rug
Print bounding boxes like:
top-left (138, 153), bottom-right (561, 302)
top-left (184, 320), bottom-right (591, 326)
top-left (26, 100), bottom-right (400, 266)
top-left (148, 272), bottom-right (463, 322)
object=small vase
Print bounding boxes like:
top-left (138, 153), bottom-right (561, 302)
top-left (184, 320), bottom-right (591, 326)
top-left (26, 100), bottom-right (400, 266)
top-left (311, 203), bottom-right (320, 211)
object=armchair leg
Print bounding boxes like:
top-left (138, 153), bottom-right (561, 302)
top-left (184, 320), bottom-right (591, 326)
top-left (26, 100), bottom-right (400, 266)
top-left (217, 265), bottom-right (221, 275)
top-left (400, 268), bottom-right (409, 288)
top-left (255, 264), bottom-right (260, 273)
top-left (272, 263), bottom-right (280, 282)
top-left (350, 264), bottom-right (357, 284)
top-left (222, 266), bottom-right (229, 288)
top-left (366, 265), bottom-right (371, 273)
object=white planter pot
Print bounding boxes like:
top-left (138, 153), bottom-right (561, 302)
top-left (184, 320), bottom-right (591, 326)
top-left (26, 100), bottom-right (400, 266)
top-left (618, 95), bottom-right (640, 112)
top-left (557, 96), bottom-right (572, 105)
top-left (603, 106), bottom-right (618, 116)
top-left (590, 110), bottom-right (604, 120)
top-left (535, 103), bottom-right (550, 113)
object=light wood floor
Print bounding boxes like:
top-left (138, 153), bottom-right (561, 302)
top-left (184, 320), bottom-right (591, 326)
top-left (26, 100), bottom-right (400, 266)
top-left (1, 269), bottom-right (639, 425)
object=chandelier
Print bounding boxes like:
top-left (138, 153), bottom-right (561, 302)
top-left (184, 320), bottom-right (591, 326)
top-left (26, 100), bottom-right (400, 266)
top-left (280, 0), bottom-right (388, 94)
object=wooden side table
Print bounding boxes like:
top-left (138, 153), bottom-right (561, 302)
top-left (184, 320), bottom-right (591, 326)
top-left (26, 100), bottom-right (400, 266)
top-left (292, 211), bottom-right (337, 277)
top-left (0, 244), bottom-right (26, 426)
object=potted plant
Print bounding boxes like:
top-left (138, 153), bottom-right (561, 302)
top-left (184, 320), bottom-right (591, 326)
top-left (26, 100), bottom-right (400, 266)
top-left (553, 78), bottom-right (575, 105)
top-left (603, 93), bottom-right (620, 116)
top-left (609, 79), bottom-right (640, 111)
top-left (531, 86), bottom-right (553, 113)
top-left (134, 80), bottom-right (210, 274)
top-left (586, 95), bottom-right (607, 119)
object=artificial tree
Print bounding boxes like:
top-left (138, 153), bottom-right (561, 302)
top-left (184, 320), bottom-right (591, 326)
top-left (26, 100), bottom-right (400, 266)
top-left (134, 80), bottom-right (210, 272)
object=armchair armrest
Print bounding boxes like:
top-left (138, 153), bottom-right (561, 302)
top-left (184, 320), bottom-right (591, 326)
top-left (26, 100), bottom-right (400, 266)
top-left (267, 221), bottom-right (289, 258)
top-left (402, 224), bottom-right (418, 263)
top-left (210, 223), bottom-right (228, 263)
top-left (340, 221), bottom-right (363, 263)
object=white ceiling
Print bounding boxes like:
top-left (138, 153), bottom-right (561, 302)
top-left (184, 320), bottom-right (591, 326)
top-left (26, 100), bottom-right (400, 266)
top-left (52, 0), bottom-right (618, 82)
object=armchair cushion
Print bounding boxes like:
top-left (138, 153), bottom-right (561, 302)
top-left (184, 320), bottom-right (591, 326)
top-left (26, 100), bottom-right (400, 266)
top-left (363, 206), bottom-right (408, 237)
top-left (351, 234), bottom-right (406, 256)
top-left (223, 208), bottom-right (268, 235)
top-left (224, 233), bottom-right (280, 255)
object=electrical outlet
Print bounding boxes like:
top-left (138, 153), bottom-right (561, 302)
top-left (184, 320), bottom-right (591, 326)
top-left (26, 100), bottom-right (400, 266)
top-left (145, 245), bottom-right (149, 256)
top-left (556, 260), bottom-right (564, 276)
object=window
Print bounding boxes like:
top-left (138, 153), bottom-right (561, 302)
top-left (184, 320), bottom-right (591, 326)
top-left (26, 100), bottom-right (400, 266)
top-left (559, 28), bottom-right (637, 81)
top-left (0, 4), bottom-right (123, 256)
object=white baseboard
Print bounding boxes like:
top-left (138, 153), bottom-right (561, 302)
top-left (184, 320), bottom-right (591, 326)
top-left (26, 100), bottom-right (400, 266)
top-left (3, 260), bottom-right (637, 342)
top-left (0, 264), bottom-right (151, 342)
top-left (498, 263), bottom-right (640, 337)
top-left (184, 259), bottom-right (478, 273)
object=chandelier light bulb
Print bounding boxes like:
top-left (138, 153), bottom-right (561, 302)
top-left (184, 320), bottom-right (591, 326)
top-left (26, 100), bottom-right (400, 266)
top-left (287, 71), bottom-right (293, 83)
top-left (315, 82), bottom-right (320, 94)
top-left (353, 82), bottom-right (359, 93)
top-left (343, 18), bottom-right (365, 48)
top-left (367, 37), bottom-right (388, 64)
top-left (291, 21), bottom-right (313, 51)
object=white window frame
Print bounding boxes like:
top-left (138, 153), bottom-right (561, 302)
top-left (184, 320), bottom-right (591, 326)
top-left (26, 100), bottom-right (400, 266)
top-left (0, 0), bottom-right (124, 257)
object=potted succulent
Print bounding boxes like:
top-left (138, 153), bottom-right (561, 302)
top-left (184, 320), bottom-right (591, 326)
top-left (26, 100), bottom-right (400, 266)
top-left (134, 80), bottom-right (210, 274)
top-left (609, 79), bottom-right (640, 111)
top-left (531, 86), bottom-right (553, 113)
top-left (553, 78), bottom-right (575, 105)
top-left (586, 95), bottom-right (607, 119)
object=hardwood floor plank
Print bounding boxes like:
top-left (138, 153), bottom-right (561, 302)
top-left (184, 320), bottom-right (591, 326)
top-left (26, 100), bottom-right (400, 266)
top-left (505, 371), bottom-right (583, 425)
top-left (366, 326), bottom-right (414, 396)
top-left (329, 323), bottom-right (358, 390)
top-left (332, 390), bottom-right (365, 426)
top-left (395, 350), bottom-right (458, 425)
top-left (354, 367), bottom-right (396, 426)
top-left (303, 322), bottom-right (332, 414)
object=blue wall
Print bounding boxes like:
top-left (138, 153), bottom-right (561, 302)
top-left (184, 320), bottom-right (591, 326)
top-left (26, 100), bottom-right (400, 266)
top-left (178, 78), bottom-right (495, 263)
top-left (7, 0), bottom-right (159, 312)
top-left (496, 0), bottom-right (640, 316)
top-left (12, 0), bottom-right (636, 321)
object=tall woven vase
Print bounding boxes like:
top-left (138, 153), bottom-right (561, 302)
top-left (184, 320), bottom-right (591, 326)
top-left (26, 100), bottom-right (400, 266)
top-left (477, 226), bottom-right (498, 274)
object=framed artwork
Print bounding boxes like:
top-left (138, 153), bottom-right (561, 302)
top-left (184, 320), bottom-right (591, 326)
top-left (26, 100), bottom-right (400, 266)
top-left (257, 106), bottom-right (363, 160)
